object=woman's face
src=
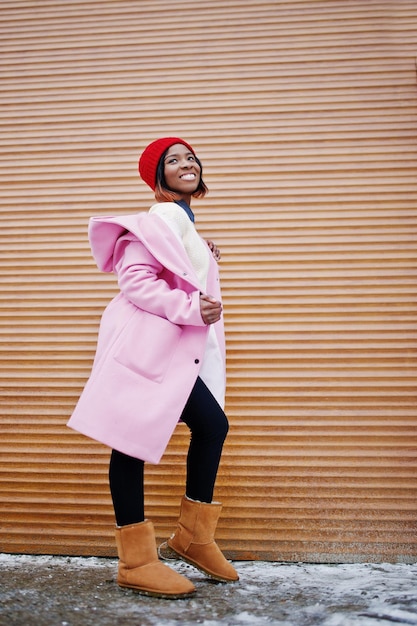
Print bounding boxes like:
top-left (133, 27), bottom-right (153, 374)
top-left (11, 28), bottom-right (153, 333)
top-left (163, 143), bottom-right (201, 202)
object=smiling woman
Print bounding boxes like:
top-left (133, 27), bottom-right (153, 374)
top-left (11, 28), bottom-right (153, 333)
top-left (67, 136), bottom-right (238, 599)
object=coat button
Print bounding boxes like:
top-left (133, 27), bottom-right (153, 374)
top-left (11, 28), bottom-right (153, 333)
top-left (194, 359), bottom-right (200, 364)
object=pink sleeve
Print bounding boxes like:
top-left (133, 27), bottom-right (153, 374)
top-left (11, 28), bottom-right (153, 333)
top-left (113, 238), bottom-right (205, 327)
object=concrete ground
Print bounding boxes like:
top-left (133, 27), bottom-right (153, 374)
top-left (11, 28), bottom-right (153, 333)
top-left (0, 553), bottom-right (417, 626)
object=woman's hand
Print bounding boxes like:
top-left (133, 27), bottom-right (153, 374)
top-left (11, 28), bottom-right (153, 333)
top-left (200, 293), bottom-right (222, 325)
top-left (206, 239), bottom-right (221, 261)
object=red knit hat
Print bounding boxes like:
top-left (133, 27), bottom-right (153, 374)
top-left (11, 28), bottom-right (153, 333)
top-left (138, 137), bottom-right (196, 190)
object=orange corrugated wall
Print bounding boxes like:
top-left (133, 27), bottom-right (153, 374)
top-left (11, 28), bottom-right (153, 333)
top-left (0, 0), bottom-right (416, 561)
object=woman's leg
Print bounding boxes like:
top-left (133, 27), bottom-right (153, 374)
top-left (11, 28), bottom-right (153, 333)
top-left (110, 450), bottom-right (196, 597)
top-left (109, 449), bottom-right (145, 526)
top-left (161, 379), bottom-right (238, 581)
top-left (180, 376), bottom-right (229, 503)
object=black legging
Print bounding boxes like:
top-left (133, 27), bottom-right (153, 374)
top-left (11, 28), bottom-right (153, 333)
top-left (109, 377), bottom-right (229, 526)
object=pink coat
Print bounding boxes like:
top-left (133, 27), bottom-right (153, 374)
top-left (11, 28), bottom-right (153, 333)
top-left (67, 211), bottom-right (225, 463)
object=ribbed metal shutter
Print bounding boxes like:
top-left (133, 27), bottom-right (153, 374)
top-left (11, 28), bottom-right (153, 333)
top-left (1, 1), bottom-right (416, 561)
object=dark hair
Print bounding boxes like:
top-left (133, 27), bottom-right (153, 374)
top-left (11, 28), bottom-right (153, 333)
top-left (154, 149), bottom-right (208, 202)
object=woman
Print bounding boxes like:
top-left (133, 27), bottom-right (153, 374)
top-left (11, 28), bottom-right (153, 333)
top-left (68, 137), bottom-right (238, 599)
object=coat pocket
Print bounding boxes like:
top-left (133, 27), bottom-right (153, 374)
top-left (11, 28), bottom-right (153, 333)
top-left (113, 311), bottom-right (183, 383)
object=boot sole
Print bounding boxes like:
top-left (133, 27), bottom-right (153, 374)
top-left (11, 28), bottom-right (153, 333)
top-left (117, 581), bottom-right (195, 599)
top-left (159, 542), bottom-right (238, 583)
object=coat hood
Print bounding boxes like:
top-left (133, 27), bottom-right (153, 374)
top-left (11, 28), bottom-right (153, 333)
top-left (88, 206), bottom-right (197, 281)
top-left (88, 213), bottom-right (146, 273)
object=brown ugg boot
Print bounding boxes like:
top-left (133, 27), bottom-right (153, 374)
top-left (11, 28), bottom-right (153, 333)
top-left (115, 519), bottom-right (195, 598)
top-left (159, 496), bottom-right (239, 582)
